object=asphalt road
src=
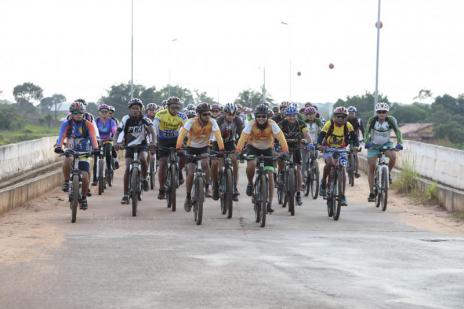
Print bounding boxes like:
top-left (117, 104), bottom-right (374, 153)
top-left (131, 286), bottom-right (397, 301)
top-left (1, 163), bottom-right (463, 309)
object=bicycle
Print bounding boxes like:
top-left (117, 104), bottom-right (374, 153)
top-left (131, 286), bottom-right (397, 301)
top-left (251, 154), bottom-right (276, 228)
top-left (126, 146), bottom-right (143, 217)
top-left (159, 146), bottom-right (179, 212)
top-left (346, 145), bottom-right (358, 187)
top-left (60, 149), bottom-right (91, 223)
top-left (304, 145), bottom-right (320, 199)
top-left (96, 141), bottom-right (113, 195)
top-left (277, 141), bottom-right (299, 216)
top-left (213, 150), bottom-right (235, 219)
top-left (373, 145), bottom-right (397, 211)
top-left (184, 152), bottom-right (209, 225)
top-left (149, 151), bottom-right (157, 190)
top-left (324, 148), bottom-right (348, 221)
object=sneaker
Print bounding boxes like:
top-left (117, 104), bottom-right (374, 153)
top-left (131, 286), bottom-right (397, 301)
top-left (212, 181), bottom-right (219, 200)
top-left (142, 178), bottom-right (149, 191)
top-left (320, 184), bottom-right (327, 198)
top-left (266, 202), bottom-right (274, 214)
top-left (80, 197), bottom-right (88, 210)
top-left (91, 181), bottom-right (98, 186)
top-left (296, 192), bottom-right (303, 206)
top-left (87, 191), bottom-right (92, 197)
top-left (158, 189), bottom-right (166, 200)
top-left (114, 160), bottom-right (120, 170)
top-left (62, 181), bottom-right (70, 192)
top-left (340, 195), bottom-right (348, 206)
top-left (121, 195), bottom-right (129, 204)
top-left (368, 193), bottom-right (376, 202)
top-left (246, 183), bottom-right (253, 197)
top-left (184, 196), bottom-right (192, 212)
top-left (354, 172), bottom-right (361, 178)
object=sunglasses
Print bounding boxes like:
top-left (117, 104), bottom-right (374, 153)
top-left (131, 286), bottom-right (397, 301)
top-left (256, 115), bottom-right (268, 119)
top-left (377, 111), bottom-right (387, 114)
top-left (100, 110), bottom-right (109, 113)
top-left (212, 110), bottom-right (220, 113)
top-left (335, 115), bottom-right (347, 119)
top-left (72, 112), bottom-right (83, 115)
top-left (201, 113), bottom-right (211, 117)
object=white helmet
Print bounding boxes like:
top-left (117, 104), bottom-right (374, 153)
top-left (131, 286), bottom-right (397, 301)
top-left (375, 102), bottom-right (390, 112)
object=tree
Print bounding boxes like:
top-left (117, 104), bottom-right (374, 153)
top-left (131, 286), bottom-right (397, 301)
top-left (414, 89), bottom-right (433, 102)
top-left (39, 94), bottom-right (66, 118)
top-left (235, 88), bottom-right (273, 108)
top-left (156, 85), bottom-right (194, 106)
top-left (194, 90), bottom-right (215, 104)
top-left (334, 92), bottom-right (389, 123)
top-left (13, 82), bottom-right (43, 105)
top-left (0, 104), bottom-right (23, 130)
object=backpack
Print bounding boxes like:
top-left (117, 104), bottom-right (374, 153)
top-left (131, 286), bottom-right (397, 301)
top-left (325, 120), bottom-right (349, 145)
top-left (368, 115), bottom-right (395, 132)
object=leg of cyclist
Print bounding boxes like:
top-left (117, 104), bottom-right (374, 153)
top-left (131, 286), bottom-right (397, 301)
top-left (158, 156), bottom-right (168, 199)
top-left (184, 162), bottom-right (195, 212)
top-left (246, 159), bottom-right (256, 197)
top-left (140, 151), bottom-right (149, 191)
top-left (79, 161), bottom-right (90, 210)
top-left (367, 157), bottom-right (377, 202)
top-left (104, 143), bottom-right (112, 174)
top-left (91, 153), bottom-right (98, 186)
top-left (178, 156), bottom-right (185, 184)
top-left (231, 154), bottom-right (239, 200)
top-left (112, 145), bottom-right (119, 169)
top-left (267, 170), bottom-right (274, 213)
top-left (201, 156), bottom-right (211, 197)
top-left (354, 151), bottom-right (360, 178)
top-left (294, 148), bottom-right (303, 205)
top-left (211, 156), bottom-right (220, 200)
top-left (62, 157), bottom-right (72, 192)
top-left (320, 153), bottom-right (332, 197)
top-left (386, 149), bottom-right (396, 184)
top-left (121, 157), bottom-right (132, 204)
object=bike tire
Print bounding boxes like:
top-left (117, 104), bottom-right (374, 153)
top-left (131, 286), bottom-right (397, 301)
top-left (149, 160), bottom-right (155, 190)
top-left (333, 169), bottom-right (343, 221)
top-left (194, 177), bottom-right (204, 225)
top-left (305, 174), bottom-right (311, 197)
top-left (260, 174), bottom-right (268, 228)
top-left (131, 168), bottom-right (139, 217)
top-left (170, 164), bottom-right (177, 212)
top-left (98, 159), bottom-right (105, 195)
top-left (348, 153), bottom-right (355, 187)
top-left (277, 171), bottom-right (284, 205)
top-left (381, 166), bottom-right (389, 212)
top-left (106, 168), bottom-right (112, 188)
top-left (225, 168), bottom-right (233, 219)
top-left (219, 170), bottom-right (226, 215)
top-left (71, 176), bottom-right (79, 223)
top-left (311, 163), bottom-right (320, 200)
top-left (254, 179), bottom-right (260, 223)
top-left (287, 168), bottom-right (295, 216)
top-left (375, 168), bottom-right (382, 208)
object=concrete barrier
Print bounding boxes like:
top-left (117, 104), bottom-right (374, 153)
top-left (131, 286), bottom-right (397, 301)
top-left (0, 168), bottom-right (63, 215)
top-left (0, 136), bottom-right (59, 183)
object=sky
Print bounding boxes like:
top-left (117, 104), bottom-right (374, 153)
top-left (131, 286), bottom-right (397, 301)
top-left (1, 0), bottom-right (463, 105)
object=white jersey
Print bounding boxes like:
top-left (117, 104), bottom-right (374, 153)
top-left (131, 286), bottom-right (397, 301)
top-left (372, 120), bottom-right (394, 145)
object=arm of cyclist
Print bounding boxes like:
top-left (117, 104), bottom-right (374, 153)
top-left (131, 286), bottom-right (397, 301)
top-left (55, 120), bottom-right (69, 152)
top-left (176, 127), bottom-right (188, 150)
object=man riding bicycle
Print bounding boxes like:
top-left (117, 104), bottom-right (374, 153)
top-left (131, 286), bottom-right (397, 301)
top-left (302, 106), bottom-right (322, 172)
top-left (236, 104), bottom-right (289, 213)
top-left (365, 102), bottom-right (403, 202)
top-left (114, 98), bottom-right (157, 204)
top-left (277, 103), bottom-right (312, 206)
top-left (317, 106), bottom-right (359, 206)
top-left (176, 102), bottom-right (225, 212)
top-left (55, 101), bottom-right (99, 210)
top-left (153, 97), bottom-right (187, 199)
top-left (211, 102), bottom-right (244, 201)
top-left (347, 106), bottom-right (365, 178)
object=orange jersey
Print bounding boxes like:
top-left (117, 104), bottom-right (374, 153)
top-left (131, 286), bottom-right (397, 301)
top-left (236, 119), bottom-right (288, 152)
top-left (176, 117), bottom-right (224, 150)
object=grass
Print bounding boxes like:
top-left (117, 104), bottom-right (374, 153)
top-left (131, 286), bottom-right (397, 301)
top-left (392, 160), bottom-right (438, 205)
top-left (0, 124), bottom-right (58, 146)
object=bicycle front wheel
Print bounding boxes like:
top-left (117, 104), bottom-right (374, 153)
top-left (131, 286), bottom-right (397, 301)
top-left (98, 159), bottom-right (105, 195)
top-left (287, 168), bottom-right (296, 216)
top-left (381, 166), bottom-right (389, 212)
top-left (70, 176), bottom-right (79, 223)
top-left (194, 177), bottom-right (204, 225)
top-left (348, 153), bottom-right (355, 187)
top-left (333, 168), bottom-right (343, 221)
top-left (131, 168), bottom-right (139, 217)
top-left (149, 160), bottom-right (155, 190)
top-left (311, 163), bottom-right (320, 200)
top-left (225, 168), bottom-right (233, 219)
top-left (170, 164), bottom-right (177, 212)
top-left (259, 174), bottom-right (268, 228)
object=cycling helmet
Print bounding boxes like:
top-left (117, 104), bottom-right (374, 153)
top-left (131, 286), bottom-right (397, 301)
top-left (167, 96), bottom-right (181, 106)
top-left (224, 103), bottom-right (237, 114)
top-left (186, 110), bottom-right (196, 119)
top-left (268, 110), bottom-right (274, 117)
top-left (272, 106), bottom-right (279, 113)
top-left (74, 98), bottom-right (87, 106)
top-left (375, 102), bottom-right (390, 112)
top-left (98, 103), bottom-right (110, 111)
top-left (186, 103), bottom-right (196, 111)
top-left (289, 102), bottom-right (298, 109)
top-left (285, 105), bottom-right (298, 116)
top-left (211, 103), bottom-right (222, 111)
top-left (196, 102), bottom-right (211, 114)
top-left (333, 106), bottom-right (348, 116)
top-left (254, 104), bottom-right (269, 117)
top-left (146, 103), bottom-right (157, 111)
top-left (304, 106), bottom-right (316, 115)
top-left (304, 102), bottom-right (312, 107)
top-left (347, 106), bottom-right (357, 113)
top-left (108, 105), bottom-right (115, 112)
top-left (128, 98), bottom-right (143, 108)
top-left (69, 101), bottom-right (85, 113)
top-left (280, 101), bottom-right (290, 109)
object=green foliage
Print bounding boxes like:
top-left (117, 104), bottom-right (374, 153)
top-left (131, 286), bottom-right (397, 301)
top-left (0, 124), bottom-right (58, 145)
top-left (334, 92), bottom-right (389, 124)
top-left (194, 90), bottom-right (215, 104)
top-left (39, 94), bottom-right (66, 114)
top-left (424, 182), bottom-right (439, 203)
top-left (234, 88), bottom-right (273, 108)
top-left (393, 160), bottom-right (418, 194)
top-left (0, 104), bottom-right (24, 130)
top-left (13, 82), bottom-right (43, 105)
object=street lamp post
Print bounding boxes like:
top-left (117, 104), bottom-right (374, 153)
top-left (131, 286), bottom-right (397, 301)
top-left (168, 38), bottom-right (178, 97)
top-left (130, 0), bottom-right (134, 99)
top-left (374, 0), bottom-right (382, 114)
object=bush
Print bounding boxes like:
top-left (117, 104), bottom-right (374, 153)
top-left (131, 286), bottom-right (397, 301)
top-left (393, 160), bottom-right (418, 194)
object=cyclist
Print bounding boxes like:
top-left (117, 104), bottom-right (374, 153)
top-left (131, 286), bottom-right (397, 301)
top-left (114, 98), bottom-right (157, 204)
top-left (272, 101), bottom-right (289, 124)
top-left (108, 105), bottom-right (119, 125)
top-left (277, 104), bottom-right (312, 205)
top-left (211, 102), bottom-right (244, 201)
top-left (185, 110), bottom-right (196, 119)
top-left (153, 97), bottom-right (187, 199)
top-left (365, 102), bottom-right (403, 202)
top-left (347, 106), bottom-right (365, 178)
top-left (54, 101), bottom-right (99, 210)
top-left (211, 103), bottom-right (222, 120)
top-left (236, 104), bottom-right (289, 213)
top-left (302, 106), bottom-right (322, 173)
top-left (91, 104), bottom-right (118, 186)
top-left (176, 102), bottom-right (225, 212)
top-left (317, 106), bottom-right (359, 206)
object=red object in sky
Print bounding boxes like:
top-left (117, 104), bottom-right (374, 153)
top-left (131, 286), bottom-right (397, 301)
top-left (329, 63), bottom-right (334, 69)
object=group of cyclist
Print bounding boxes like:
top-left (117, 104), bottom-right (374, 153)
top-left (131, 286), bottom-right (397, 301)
top-left (54, 95), bottom-right (403, 217)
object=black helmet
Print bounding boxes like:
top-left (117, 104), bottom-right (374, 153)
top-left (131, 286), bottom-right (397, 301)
top-left (128, 98), bottom-right (143, 108)
top-left (196, 102), bottom-right (211, 114)
top-left (167, 96), bottom-right (181, 106)
top-left (75, 98), bottom-right (87, 106)
top-left (254, 104), bottom-right (269, 117)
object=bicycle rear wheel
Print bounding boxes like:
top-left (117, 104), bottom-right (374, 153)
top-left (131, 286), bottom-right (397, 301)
top-left (219, 170), bottom-right (227, 215)
top-left (194, 177), bottom-right (204, 225)
top-left (348, 153), bottom-right (355, 187)
top-left (98, 159), bottom-right (105, 195)
top-left (381, 166), bottom-right (389, 212)
top-left (333, 169), bottom-right (343, 221)
top-left (225, 168), bottom-right (233, 219)
top-left (71, 176), bottom-right (79, 223)
top-left (287, 168), bottom-right (296, 216)
top-left (311, 163), bottom-right (320, 200)
top-left (149, 160), bottom-right (155, 190)
top-left (259, 174), bottom-right (268, 228)
top-left (131, 168), bottom-right (139, 217)
top-left (169, 164), bottom-right (177, 212)
top-left (277, 172), bottom-right (284, 205)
